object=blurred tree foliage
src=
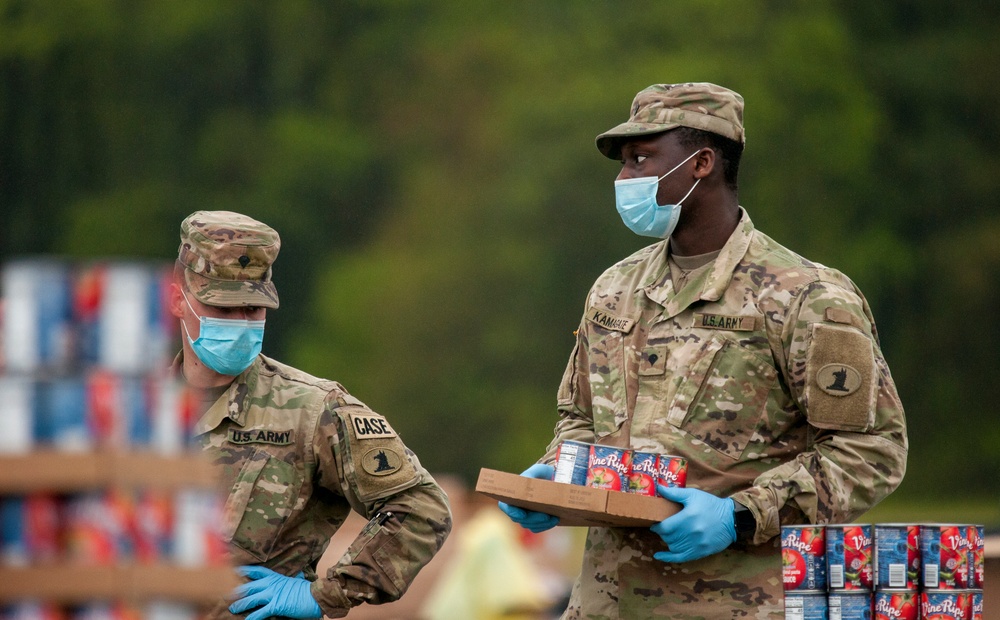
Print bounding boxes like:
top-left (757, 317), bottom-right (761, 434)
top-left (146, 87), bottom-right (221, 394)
top-left (2, 0), bottom-right (997, 511)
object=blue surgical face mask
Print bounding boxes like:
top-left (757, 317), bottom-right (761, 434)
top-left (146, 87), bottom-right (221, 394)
top-left (614, 150), bottom-right (701, 239)
top-left (181, 292), bottom-right (264, 376)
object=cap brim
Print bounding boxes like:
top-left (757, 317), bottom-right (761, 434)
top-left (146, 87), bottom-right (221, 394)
top-left (595, 121), bottom-right (681, 159)
top-left (184, 269), bottom-right (279, 309)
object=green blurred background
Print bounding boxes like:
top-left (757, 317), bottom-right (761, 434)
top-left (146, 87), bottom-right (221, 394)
top-left (2, 0), bottom-right (997, 526)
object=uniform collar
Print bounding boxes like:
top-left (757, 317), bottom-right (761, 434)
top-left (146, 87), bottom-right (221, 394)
top-left (642, 208), bottom-right (755, 317)
top-left (171, 351), bottom-right (261, 435)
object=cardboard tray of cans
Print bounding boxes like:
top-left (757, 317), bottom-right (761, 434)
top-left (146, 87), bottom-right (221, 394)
top-left (476, 468), bottom-right (680, 528)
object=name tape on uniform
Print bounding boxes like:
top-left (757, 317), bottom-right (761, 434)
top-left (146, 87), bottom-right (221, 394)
top-left (350, 412), bottom-right (398, 440)
top-left (694, 313), bottom-right (757, 331)
top-left (586, 307), bottom-right (635, 333)
top-left (228, 428), bottom-right (294, 445)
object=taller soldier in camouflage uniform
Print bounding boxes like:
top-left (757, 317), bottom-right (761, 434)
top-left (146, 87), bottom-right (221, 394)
top-left (499, 83), bottom-right (907, 618)
top-left (168, 211), bottom-right (452, 620)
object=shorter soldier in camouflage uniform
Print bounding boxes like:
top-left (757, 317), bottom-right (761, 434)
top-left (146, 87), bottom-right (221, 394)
top-left (499, 83), bottom-right (907, 618)
top-left (168, 211), bottom-right (452, 620)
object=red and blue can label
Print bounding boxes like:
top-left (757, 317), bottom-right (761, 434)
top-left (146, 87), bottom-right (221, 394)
top-left (585, 445), bottom-right (631, 492)
top-left (969, 590), bottom-right (982, 620)
top-left (552, 440), bottom-right (591, 486)
top-left (967, 524), bottom-right (984, 590)
top-left (827, 524), bottom-right (873, 590)
top-left (919, 524), bottom-right (969, 589)
top-left (784, 592), bottom-right (828, 620)
top-left (782, 525), bottom-right (827, 591)
top-left (656, 454), bottom-right (687, 488)
top-left (627, 451), bottom-right (658, 496)
top-left (874, 524), bottom-right (920, 590)
top-left (828, 591), bottom-right (872, 620)
top-left (873, 590), bottom-right (917, 620)
top-left (919, 590), bottom-right (970, 620)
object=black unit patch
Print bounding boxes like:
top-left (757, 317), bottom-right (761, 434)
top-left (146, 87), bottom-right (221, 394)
top-left (362, 448), bottom-right (403, 476)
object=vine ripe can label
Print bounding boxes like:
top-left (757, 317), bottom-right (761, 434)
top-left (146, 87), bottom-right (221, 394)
top-left (626, 451), bottom-right (658, 496)
top-left (873, 590), bottom-right (917, 620)
top-left (552, 440), bottom-right (591, 486)
top-left (826, 524), bottom-right (873, 590)
top-left (782, 525), bottom-right (827, 591)
top-left (585, 445), bottom-right (631, 492)
top-left (784, 591), bottom-right (827, 620)
top-left (827, 591), bottom-right (873, 620)
top-left (874, 524), bottom-right (920, 590)
top-left (967, 524), bottom-right (984, 590)
top-left (656, 454), bottom-right (687, 488)
top-left (919, 524), bottom-right (969, 589)
top-left (970, 590), bottom-right (982, 620)
top-left (919, 590), bottom-right (970, 620)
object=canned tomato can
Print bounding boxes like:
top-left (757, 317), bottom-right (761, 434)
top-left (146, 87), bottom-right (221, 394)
top-left (782, 525), bottom-right (827, 591)
top-left (873, 590), bottom-right (917, 620)
top-left (784, 591), bottom-right (828, 620)
top-left (585, 445), bottom-right (631, 492)
top-left (966, 525), bottom-right (984, 590)
top-left (96, 262), bottom-right (173, 374)
top-left (656, 454), bottom-right (687, 488)
top-left (1, 259), bottom-right (74, 374)
top-left (0, 375), bottom-right (37, 454)
top-left (828, 591), bottom-right (872, 620)
top-left (552, 440), bottom-right (591, 485)
top-left (969, 591), bottom-right (982, 620)
top-left (920, 524), bottom-right (969, 589)
top-left (874, 523), bottom-right (920, 590)
top-left (919, 590), bottom-right (970, 620)
top-left (827, 524), bottom-right (873, 590)
top-left (627, 451), bottom-right (659, 496)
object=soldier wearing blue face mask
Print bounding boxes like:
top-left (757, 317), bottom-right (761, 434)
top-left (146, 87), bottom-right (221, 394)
top-left (499, 83), bottom-right (907, 619)
top-left (168, 211), bottom-right (452, 620)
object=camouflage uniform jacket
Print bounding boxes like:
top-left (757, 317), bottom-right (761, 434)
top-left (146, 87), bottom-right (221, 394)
top-left (187, 353), bottom-right (452, 619)
top-left (542, 210), bottom-right (907, 619)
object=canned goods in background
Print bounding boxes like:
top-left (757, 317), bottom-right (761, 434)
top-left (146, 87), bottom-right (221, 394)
top-left (873, 590), bottom-right (917, 620)
top-left (149, 378), bottom-right (199, 454)
top-left (585, 445), bottom-right (631, 492)
top-left (827, 524), bottom-right (873, 590)
top-left (0, 600), bottom-right (66, 620)
top-left (627, 451), bottom-right (658, 496)
top-left (919, 524), bottom-right (969, 589)
top-left (919, 590), bottom-right (970, 620)
top-left (86, 371), bottom-right (152, 449)
top-left (656, 454), bottom-right (687, 488)
top-left (784, 591), bottom-right (828, 620)
top-left (552, 440), bottom-right (591, 486)
top-left (2, 260), bottom-right (74, 374)
top-left (173, 489), bottom-right (227, 567)
top-left (95, 263), bottom-right (173, 374)
top-left (0, 376), bottom-right (36, 454)
top-left (969, 590), bottom-right (982, 620)
top-left (63, 492), bottom-right (132, 565)
top-left (782, 525), bottom-right (827, 591)
top-left (144, 601), bottom-right (198, 620)
top-left (828, 591), bottom-right (872, 620)
top-left (35, 378), bottom-right (91, 451)
top-left (966, 525), bottom-right (984, 590)
top-left (874, 524), bottom-right (920, 590)
top-left (134, 490), bottom-right (174, 564)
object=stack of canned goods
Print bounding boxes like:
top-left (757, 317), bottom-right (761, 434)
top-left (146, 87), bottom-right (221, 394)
top-left (552, 441), bottom-right (687, 494)
top-left (782, 523), bottom-right (986, 620)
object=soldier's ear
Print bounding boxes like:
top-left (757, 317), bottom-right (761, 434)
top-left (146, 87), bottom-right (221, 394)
top-left (168, 282), bottom-right (186, 319)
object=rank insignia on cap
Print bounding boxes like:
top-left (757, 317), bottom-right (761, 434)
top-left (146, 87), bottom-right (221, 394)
top-left (817, 363), bottom-right (862, 396)
top-left (362, 448), bottom-right (402, 476)
top-left (238, 255), bottom-right (250, 268)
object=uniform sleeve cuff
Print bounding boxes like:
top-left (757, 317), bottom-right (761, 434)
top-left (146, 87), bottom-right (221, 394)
top-left (311, 578), bottom-right (352, 619)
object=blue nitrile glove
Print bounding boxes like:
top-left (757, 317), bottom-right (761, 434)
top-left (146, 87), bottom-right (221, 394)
top-left (229, 566), bottom-right (322, 620)
top-left (650, 485), bottom-right (736, 563)
top-left (497, 463), bottom-right (560, 533)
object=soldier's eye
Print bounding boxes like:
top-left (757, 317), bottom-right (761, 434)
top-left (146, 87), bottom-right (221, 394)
top-left (636, 155), bottom-right (647, 164)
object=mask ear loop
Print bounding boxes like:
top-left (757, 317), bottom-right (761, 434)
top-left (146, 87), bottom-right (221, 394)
top-left (656, 149), bottom-right (701, 182)
top-left (673, 178), bottom-right (701, 207)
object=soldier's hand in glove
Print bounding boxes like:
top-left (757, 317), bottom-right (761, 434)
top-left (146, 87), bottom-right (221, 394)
top-left (229, 565), bottom-right (322, 620)
top-left (650, 485), bottom-right (736, 563)
top-left (497, 463), bottom-right (560, 533)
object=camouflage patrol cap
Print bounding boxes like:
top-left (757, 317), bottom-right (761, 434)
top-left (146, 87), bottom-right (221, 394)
top-left (596, 82), bottom-right (745, 160)
top-left (177, 210), bottom-right (280, 309)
